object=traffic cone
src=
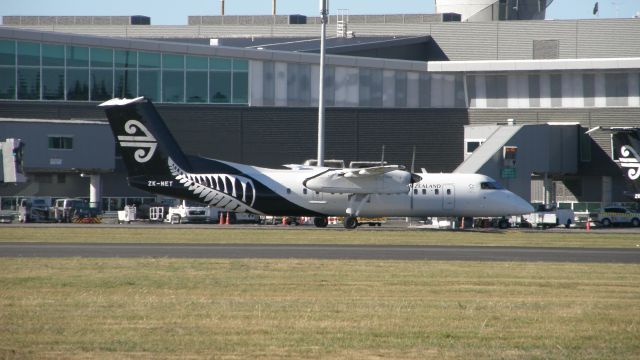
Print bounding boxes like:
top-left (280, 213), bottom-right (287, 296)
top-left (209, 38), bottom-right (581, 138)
top-left (219, 212), bottom-right (224, 224)
top-left (225, 212), bottom-right (230, 225)
top-left (586, 219), bottom-right (590, 231)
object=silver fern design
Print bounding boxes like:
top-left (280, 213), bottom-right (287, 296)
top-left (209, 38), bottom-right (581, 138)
top-left (169, 158), bottom-right (262, 214)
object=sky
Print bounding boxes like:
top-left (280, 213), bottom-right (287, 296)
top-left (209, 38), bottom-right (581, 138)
top-left (1, 0), bottom-right (639, 25)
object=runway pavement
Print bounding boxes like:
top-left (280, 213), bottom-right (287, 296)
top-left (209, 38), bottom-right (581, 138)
top-left (1, 243), bottom-right (638, 263)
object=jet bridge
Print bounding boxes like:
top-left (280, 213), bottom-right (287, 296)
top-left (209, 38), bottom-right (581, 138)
top-left (455, 122), bottom-right (579, 203)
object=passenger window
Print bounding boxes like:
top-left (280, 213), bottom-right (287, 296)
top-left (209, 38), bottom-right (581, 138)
top-left (422, 189), bottom-right (426, 195)
top-left (413, 189), bottom-right (418, 195)
top-left (435, 189), bottom-right (439, 195)
top-left (447, 189), bottom-right (451, 195)
top-left (286, 188), bottom-right (291, 194)
top-left (303, 188), bottom-right (307, 195)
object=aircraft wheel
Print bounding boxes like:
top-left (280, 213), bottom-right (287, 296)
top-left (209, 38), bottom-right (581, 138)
top-left (601, 218), bottom-right (611, 227)
top-left (498, 219), bottom-right (510, 229)
top-left (313, 217), bottom-right (328, 228)
top-left (631, 218), bottom-right (640, 227)
top-left (344, 216), bottom-right (358, 229)
top-left (171, 214), bottom-right (181, 224)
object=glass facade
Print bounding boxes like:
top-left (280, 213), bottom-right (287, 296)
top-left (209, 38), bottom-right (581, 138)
top-left (467, 71), bottom-right (640, 109)
top-left (0, 39), bottom-right (249, 104)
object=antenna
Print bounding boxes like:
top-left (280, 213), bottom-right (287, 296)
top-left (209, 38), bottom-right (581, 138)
top-left (410, 145), bottom-right (416, 173)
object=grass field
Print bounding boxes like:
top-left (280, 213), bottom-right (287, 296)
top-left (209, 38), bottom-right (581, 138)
top-left (1, 226), bottom-right (640, 248)
top-left (1, 258), bottom-right (639, 359)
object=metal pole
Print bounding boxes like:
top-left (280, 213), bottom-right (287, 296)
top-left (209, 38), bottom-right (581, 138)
top-left (317, 0), bottom-right (328, 167)
top-left (221, 0), bottom-right (225, 16)
top-left (272, 0), bottom-right (276, 16)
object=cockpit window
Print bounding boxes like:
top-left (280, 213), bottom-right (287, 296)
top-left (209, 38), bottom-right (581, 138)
top-left (480, 181), bottom-right (504, 190)
top-left (411, 174), bottom-right (422, 183)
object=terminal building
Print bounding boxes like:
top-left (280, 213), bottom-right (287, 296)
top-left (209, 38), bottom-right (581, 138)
top-left (1, 0), bottom-right (639, 214)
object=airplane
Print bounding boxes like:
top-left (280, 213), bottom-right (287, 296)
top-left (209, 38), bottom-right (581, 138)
top-left (99, 97), bottom-right (534, 229)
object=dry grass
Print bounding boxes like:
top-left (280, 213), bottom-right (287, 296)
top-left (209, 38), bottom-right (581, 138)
top-left (1, 258), bottom-right (639, 359)
top-left (0, 227), bottom-right (639, 248)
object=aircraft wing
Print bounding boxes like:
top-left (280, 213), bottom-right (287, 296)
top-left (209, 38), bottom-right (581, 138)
top-left (304, 165), bottom-right (411, 194)
top-left (337, 165), bottom-right (405, 178)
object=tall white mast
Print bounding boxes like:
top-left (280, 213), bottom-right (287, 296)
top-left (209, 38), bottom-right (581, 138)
top-left (317, 0), bottom-right (328, 167)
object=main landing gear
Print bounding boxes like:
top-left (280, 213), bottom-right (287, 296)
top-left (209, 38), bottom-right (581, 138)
top-left (313, 216), bottom-right (329, 228)
top-left (343, 216), bottom-right (358, 229)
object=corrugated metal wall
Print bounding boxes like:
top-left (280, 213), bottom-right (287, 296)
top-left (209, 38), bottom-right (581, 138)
top-left (0, 102), bottom-right (468, 172)
top-left (577, 19), bottom-right (640, 59)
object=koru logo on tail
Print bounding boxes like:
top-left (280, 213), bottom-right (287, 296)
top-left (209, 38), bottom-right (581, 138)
top-left (117, 120), bottom-right (157, 163)
top-left (620, 145), bottom-right (640, 180)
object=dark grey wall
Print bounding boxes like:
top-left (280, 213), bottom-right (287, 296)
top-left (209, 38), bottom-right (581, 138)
top-left (0, 101), bottom-right (468, 172)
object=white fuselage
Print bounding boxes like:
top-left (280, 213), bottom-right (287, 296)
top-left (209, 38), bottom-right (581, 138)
top-left (221, 161), bottom-right (534, 218)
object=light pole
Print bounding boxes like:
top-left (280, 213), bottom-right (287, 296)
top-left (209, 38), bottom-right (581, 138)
top-left (317, 0), bottom-right (328, 167)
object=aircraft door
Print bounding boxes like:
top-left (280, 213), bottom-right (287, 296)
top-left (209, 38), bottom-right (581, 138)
top-left (443, 184), bottom-right (455, 210)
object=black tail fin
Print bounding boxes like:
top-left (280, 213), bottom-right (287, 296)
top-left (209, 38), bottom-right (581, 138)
top-left (99, 97), bottom-right (191, 177)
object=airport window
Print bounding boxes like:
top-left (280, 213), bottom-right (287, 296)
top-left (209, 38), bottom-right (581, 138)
top-left (163, 70), bottom-right (184, 102)
top-left (419, 73), bottom-right (431, 107)
top-left (486, 75), bottom-right (507, 107)
top-left (583, 74), bottom-right (595, 107)
top-left (323, 65), bottom-right (335, 106)
top-left (139, 51), bottom-right (160, 68)
top-left (528, 74), bottom-right (540, 107)
top-left (115, 69), bottom-right (136, 98)
top-left (287, 63), bottom-right (311, 106)
top-left (549, 74), bottom-right (562, 107)
top-left (17, 67), bottom-right (40, 100)
top-left (232, 59), bottom-right (249, 104)
top-left (395, 71), bottom-right (407, 108)
top-left (42, 67), bottom-right (65, 100)
top-left (66, 46), bottom-right (88, 67)
top-left (0, 40), bottom-right (16, 66)
top-left (42, 44), bottom-right (64, 67)
top-left (91, 69), bottom-right (113, 101)
top-left (66, 68), bottom-right (89, 101)
top-left (90, 48), bottom-right (113, 68)
top-left (605, 73), bottom-right (628, 106)
top-left (0, 40), bottom-right (256, 105)
top-left (115, 50), bottom-right (137, 68)
top-left (0, 67), bottom-right (16, 99)
top-left (48, 136), bottom-right (73, 150)
top-left (186, 56), bottom-right (208, 103)
top-left (162, 54), bottom-right (184, 102)
top-left (0, 40), bottom-right (16, 98)
top-left (139, 70), bottom-right (160, 101)
top-left (17, 42), bottom-right (40, 66)
top-left (210, 57), bottom-right (231, 103)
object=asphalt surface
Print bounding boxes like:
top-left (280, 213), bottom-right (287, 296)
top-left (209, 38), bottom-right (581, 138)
top-left (1, 243), bottom-right (638, 263)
